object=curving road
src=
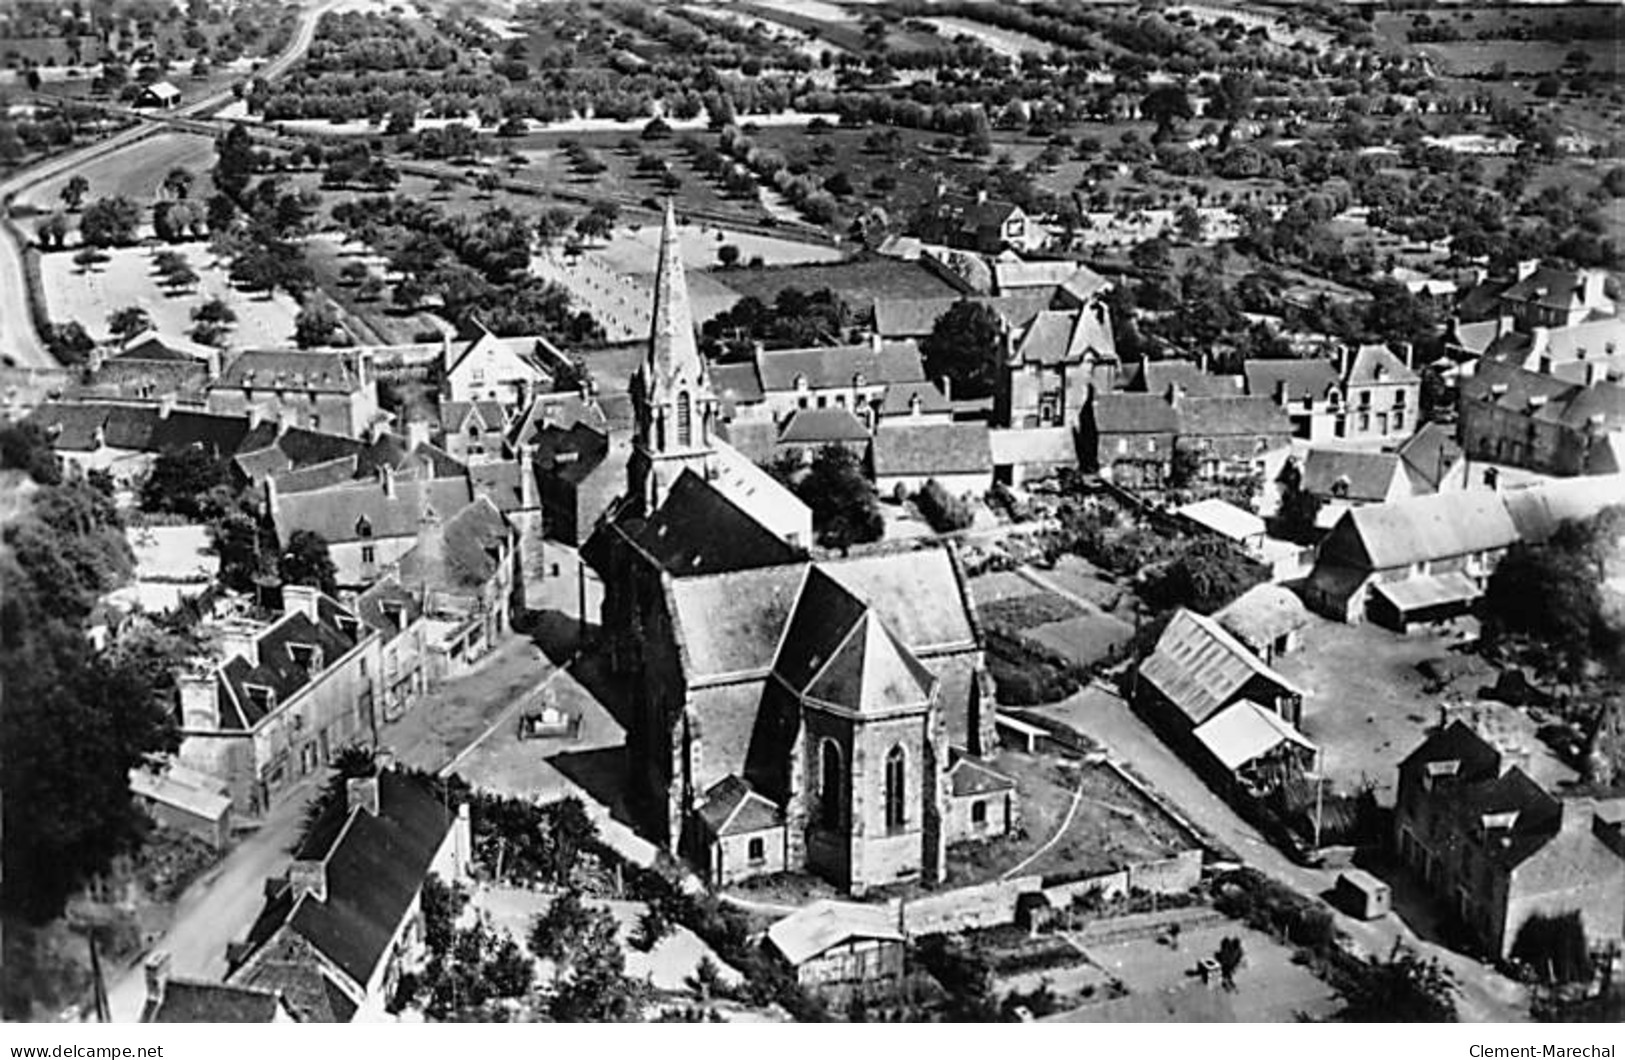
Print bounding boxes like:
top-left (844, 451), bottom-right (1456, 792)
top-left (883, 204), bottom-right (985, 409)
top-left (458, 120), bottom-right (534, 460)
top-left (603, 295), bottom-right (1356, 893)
top-left (0, 0), bottom-right (338, 369)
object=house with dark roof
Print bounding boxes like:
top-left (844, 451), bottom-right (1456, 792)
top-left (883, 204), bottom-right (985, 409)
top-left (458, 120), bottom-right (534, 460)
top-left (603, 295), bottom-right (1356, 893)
top-left (1497, 262), bottom-right (1614, 332)
top-left (1459, 359), bottom-right (1625, 477)
top-left (995, 304), bottom-right (1117, 430)
top-left (1396, 422), bottom-right (1468, 495)
top-left (1080, 385), bottom-right (1291, 490)
top-left (441, 321), bottom-right (553, 410)
top-left (1395, 721), bottom-right (1625, 960)
top-left (227, 766), bottom-right (471, 1020)
top-left (141, 953), bottom-right (293, 1023)
top-left (208, 350), bottom-right (381, 438)
top-left (391, 495), bottom-right (520, 671)
top-left (585, 469), bottom-right (1008, 896)
top-left (1243, 358), bottom-right (1342, 441)
top-left (81, 329), bottom-right (216, 405)
top-left (746, 336), bottom-right (930, 430)
top-left (776, 406), bottom-right (872, 456)
top-left (1300, 446), bottom-right (1414, 527)
top-left (1119, 359), bottom-right (1244, 399)
top-left (920, 191), bottom-right (1041, 254)
top-left (24, 399), bottom-right (256, 488)
top-left (531, 420), bottom-right (627, 546)
top-left (870, 420), bottom-right (993, 496)
top-left (176, 587), bottom-right (382, 815)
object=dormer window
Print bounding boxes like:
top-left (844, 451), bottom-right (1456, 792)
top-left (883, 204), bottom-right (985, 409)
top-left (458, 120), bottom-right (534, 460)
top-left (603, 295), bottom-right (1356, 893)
top-left (287, 642), bottom-right (322, 673)
top-left (243, 683), bottom-right (276, 715)
top-left (335, 615), bottom-right (359, 641)
top-left (794, 374), bottom-right (808, 391)
top-left (1331, 476), bottom-right (1350, 499)
top-left (853, 372), bottom-right (866, 389)
top-left (356, 516), bottom-right (373, 539)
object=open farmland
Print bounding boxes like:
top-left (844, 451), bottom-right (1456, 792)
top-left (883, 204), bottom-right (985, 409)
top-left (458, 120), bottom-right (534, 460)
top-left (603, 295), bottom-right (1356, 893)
top-left (14, 132), bottom-right (219, 215)
top-left (40, 242), bottom-right (300, 348)
top-left (709, 256), bottom-right (961, 305)
top-left (922, 16), bottom-right (1053, 57)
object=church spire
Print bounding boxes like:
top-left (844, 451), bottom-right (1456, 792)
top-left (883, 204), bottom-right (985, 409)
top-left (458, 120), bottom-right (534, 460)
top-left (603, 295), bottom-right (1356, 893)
top-left (642, 201), bottom-right (705, 402)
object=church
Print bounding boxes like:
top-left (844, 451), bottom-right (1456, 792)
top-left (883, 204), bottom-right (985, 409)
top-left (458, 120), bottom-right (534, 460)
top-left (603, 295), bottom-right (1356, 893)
top-left (583, 206), bottom-right (1016, 896)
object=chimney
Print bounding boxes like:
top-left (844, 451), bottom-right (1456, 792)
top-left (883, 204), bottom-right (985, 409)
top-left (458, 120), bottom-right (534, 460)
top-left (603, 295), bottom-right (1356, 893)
top-left (519, 445), bottom-right (539, 509)
top-left (405, 417), bottom-right (431, 452)
top-left (1198, 350), bottom-right (1210, 373)
top-left (288, 859), bottom-right (327, 903)
top-left (1165, 382), bottom-right (1184, 409)
top-left (375, 747), bottom-right (396, 773)
top-left (1538, 355), bottom-right (1553, 376)
top-left (158, 393), bottom-right (176, 419)
top-left (219, 624), bottom-right (260, 668)
top-left (869, 331), bottom-right (883, 355)
top-left (976, 188), bottom-right (989, 205)
top-left (1275, 379), bottom-right (1289, 405)
top-left (282, 583), bottom-right (320, 620)
top-left (1586, 361), bottom-right (1607, 387)
top-left (1396, 341), bottom-right (1414, 369)
top-left (346, 775), bottom-right (380, 817)
top-left (179, 671), bottom-right (220, 731)
top-left (380, 464), bottom-right (395, 498)
top-left (1497, 314), bottom-right (1516, 338)
top-left (247, 404), bottom-right (265, 430)
top-left (1339, 345), bottom-right (1351, 378)
top-left (1559, 798), bottom-right (1595, 836)
top-left (1582, 269), bottom-right (1606, 308)
top-left (1516, 259), bottom-right (1538, 282)
top-left (144, 951), bottom-right (172, 1012)
top-left (1531, 326), bottom-right (1550, 360)
top-left (940, 376), bottom-right (952, 404)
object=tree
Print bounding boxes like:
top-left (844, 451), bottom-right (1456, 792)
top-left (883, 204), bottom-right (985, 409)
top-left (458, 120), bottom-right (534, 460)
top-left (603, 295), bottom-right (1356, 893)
top-left (190, 296), bottom-right (237, 346)
top-left (36, 212), bottom-right (69, 249)
top-left (79, 196), bottom-right (142, 247)
top-left (163, 166), bottom-right (194, 200)
top-left (279, 530), bottom-right (338, 596)
top-left (0, 422), bottom-right (62, 485)
top-left (528, 889), bottom-right (599, 978)
top-left (72, 246), bottom-right (109, 273)
top-left (211, 507), bottom-right (276, 592)
top-left (1216, 936), bottom-right (1244, 990)
top-left (421, 874), bottom-right (469, 957)
top-left (1511, 911), bottom-right (1593, 985)
top-left (1483, 540), bottom-right (1601, 672)
top-left (60, 174), bottom-right (90, 212)
top-left (716, 243), bottom-right (740, 268)
top-left (1340, 944), bottom-right (1458, 1022)
top-left (632, 905), bottom-right (670, 953)
top-left (546, 904), bottom-right (645, 1022)
top-left (1142, 85), bottom-right (1194, 140)
top-left (797, 444), bottom-right (883, 551)
top-left (915, 479), bottom-right (974, 533)
top-left (141, 446), bottom-right (226, 518)
top-left (921, 300), bottom-right (1004, 402)
top-left (1142, 538), bottom-right (1264, 614)
top-left (107, 306), bottom-right (153, 343)
top-left (43, 321), bottom-right (95, 365)
top-left (292, 304), bottom-right (341, 348)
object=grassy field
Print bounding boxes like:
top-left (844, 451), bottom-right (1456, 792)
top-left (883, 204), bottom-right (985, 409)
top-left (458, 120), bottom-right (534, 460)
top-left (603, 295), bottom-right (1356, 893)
top-left (1416, 39), bottom-right (1619, 77)
top-left (303, 233), bottom-right (447, 346)
top-left (40, 241), bottom-right (300, 347)
top-left (14, 132), bottom-right (219, 215)
top-left (709, 256), bottom-right (960, 304)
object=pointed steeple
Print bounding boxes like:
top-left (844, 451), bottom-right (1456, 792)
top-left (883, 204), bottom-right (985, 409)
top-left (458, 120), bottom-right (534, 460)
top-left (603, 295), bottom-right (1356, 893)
top-left (642, 201), bottom-right (705, 402)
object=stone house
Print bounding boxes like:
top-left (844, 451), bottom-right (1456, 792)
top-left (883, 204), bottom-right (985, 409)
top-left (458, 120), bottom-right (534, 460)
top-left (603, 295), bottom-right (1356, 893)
top-left (1395, 721), bottom-right (1625, 961)
top-left (994, 305), bottom-right (1117, 430)
top-left (207, 350), bottom-right (382, 438)
top-left (176, 587), bottom-right (382, 816)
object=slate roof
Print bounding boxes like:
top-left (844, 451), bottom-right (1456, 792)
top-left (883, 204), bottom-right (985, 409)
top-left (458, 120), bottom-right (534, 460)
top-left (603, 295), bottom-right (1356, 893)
top-left (1194, 700), bottom-right (1316, 772)
top-left (1302, 447), bottom-right (1403, 503)
top-left (1088, 392), bottom-right (1179, 434)
top-left (1332, 491), bottom-right (1520, 571)
top-left (26, 401), bottom-right (115, 450)
top-left (142, 980), bottom-right (284, 1023)
top-left (532, 421), bottom-right (610, 486)
top-left (1371, 571), bottom-right (1480, 613)
top-left (871, 421), bottom-right (992, 477)
top-left (249, 771), bottom-right (456, 997)
top-left (778, 406), bottom-right (871, 444)
top-left (947, 754), bottom-right (1016, 798)
top-left (632, 469), bottom-right (804, 578)
top-left (353, 578), bottom-right (424, 639)
top-left (802, 611), bottom-right (938, 715)
top-left (710, 362), bottom-right (765, 406)
top-left (1500, 473), bottom-right (1625, 544)
top-left (467, 460), bottom-right (527, 513)
top-left (772, 566), bottom-right (870, 694)
top-left (272, 476), bottom-right (474, 545)
top-left (215, 351), bottom-right (370, 394)
top-left (767, 900), bottom-right (903, 967)
top-left (505, 391), bottom-right (611, 449)
top-left (1346, 343), bottom-right (1418, 387)
top-left (444, 323), bottom-right (549, 380)
top-left (1176, 498), bottom-right (1265, 542)
top-left (1014, 308), bottom-right (1116, 366)
top-left (1122, 360), bottom-right (1245, 398)
top-left (938, 193), bottom-right (1021, 231)
top-left (756, 341), bottom-right (925, 392)
top-left (820, 548), bottom-right (979, 655)
top-left (397, 496), bottom-right (511, 594)
top-left (212, 599), bottom-right (366, 731)
top-left (696, 775), bottom-right (783, 837)
top-left (879, 380), bottom-right (952, 417)
top-left (1139, 608), bottom-right (1302, 727)
top-left (667, 565), bottom-right (811, 680)
top-left (1502, 266), bottom-right (1606, 313)
top-left (1243, 358), bottom-right (1341, 402)
top-left (440, 400), bottom-right (507, 434)
top-left (994, 260), bottom-right (1100, 292)
top-left (1176, 396), bottom-right (1291, 439)
top-left (988, 426), bottom-right (1078, 467)
top-left (1397, 422), bottom-right (1463, 493)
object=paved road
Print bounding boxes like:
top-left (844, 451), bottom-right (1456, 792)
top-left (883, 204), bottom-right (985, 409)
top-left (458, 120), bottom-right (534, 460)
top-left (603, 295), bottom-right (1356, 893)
top-left (0, 0), bottom-right (337, 369)
top-left (1033, 683), bottom-right (1531, 1023)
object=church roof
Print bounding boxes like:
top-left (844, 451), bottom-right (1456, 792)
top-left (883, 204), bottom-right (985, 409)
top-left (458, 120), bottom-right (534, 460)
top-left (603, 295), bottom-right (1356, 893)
top-left (640, 202), bottom-right (707, 404)
top-left (633, 468), bottom-right (803, 577)
top-left (772, 567), bottom-right (870, 693)
top-left (803, 611), bottom-right (937, 716)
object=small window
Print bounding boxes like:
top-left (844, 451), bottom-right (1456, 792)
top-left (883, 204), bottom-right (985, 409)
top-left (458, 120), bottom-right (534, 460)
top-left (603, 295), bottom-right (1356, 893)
top-left (747, 837), bottom-right (765, 863)
top-left (971, 800), bottom-right (987, 825)
top-left (362, 545), bottom-right (376, 564)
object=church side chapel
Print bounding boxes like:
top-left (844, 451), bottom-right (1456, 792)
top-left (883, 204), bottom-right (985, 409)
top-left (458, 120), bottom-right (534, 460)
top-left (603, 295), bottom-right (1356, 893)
top-left (584, 205), bottom-right (1017, 896)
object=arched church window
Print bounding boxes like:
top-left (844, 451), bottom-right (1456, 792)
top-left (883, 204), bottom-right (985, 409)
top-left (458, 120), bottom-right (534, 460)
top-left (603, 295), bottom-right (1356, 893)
top-left (885, 745), bottom-right (906, 831)
top-left (820, 739), bottom-right (843, 829)
top-left (677, 391), bottom-right (692, 447)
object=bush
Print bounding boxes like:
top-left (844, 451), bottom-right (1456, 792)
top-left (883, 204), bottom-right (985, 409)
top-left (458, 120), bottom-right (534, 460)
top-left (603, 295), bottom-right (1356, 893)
top-left (914, 479), bottom-right (974, 533)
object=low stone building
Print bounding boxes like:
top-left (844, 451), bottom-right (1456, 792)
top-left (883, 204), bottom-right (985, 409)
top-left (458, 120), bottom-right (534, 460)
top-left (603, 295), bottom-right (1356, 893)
top-left (766, 900), bottom-right (907, 1007)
